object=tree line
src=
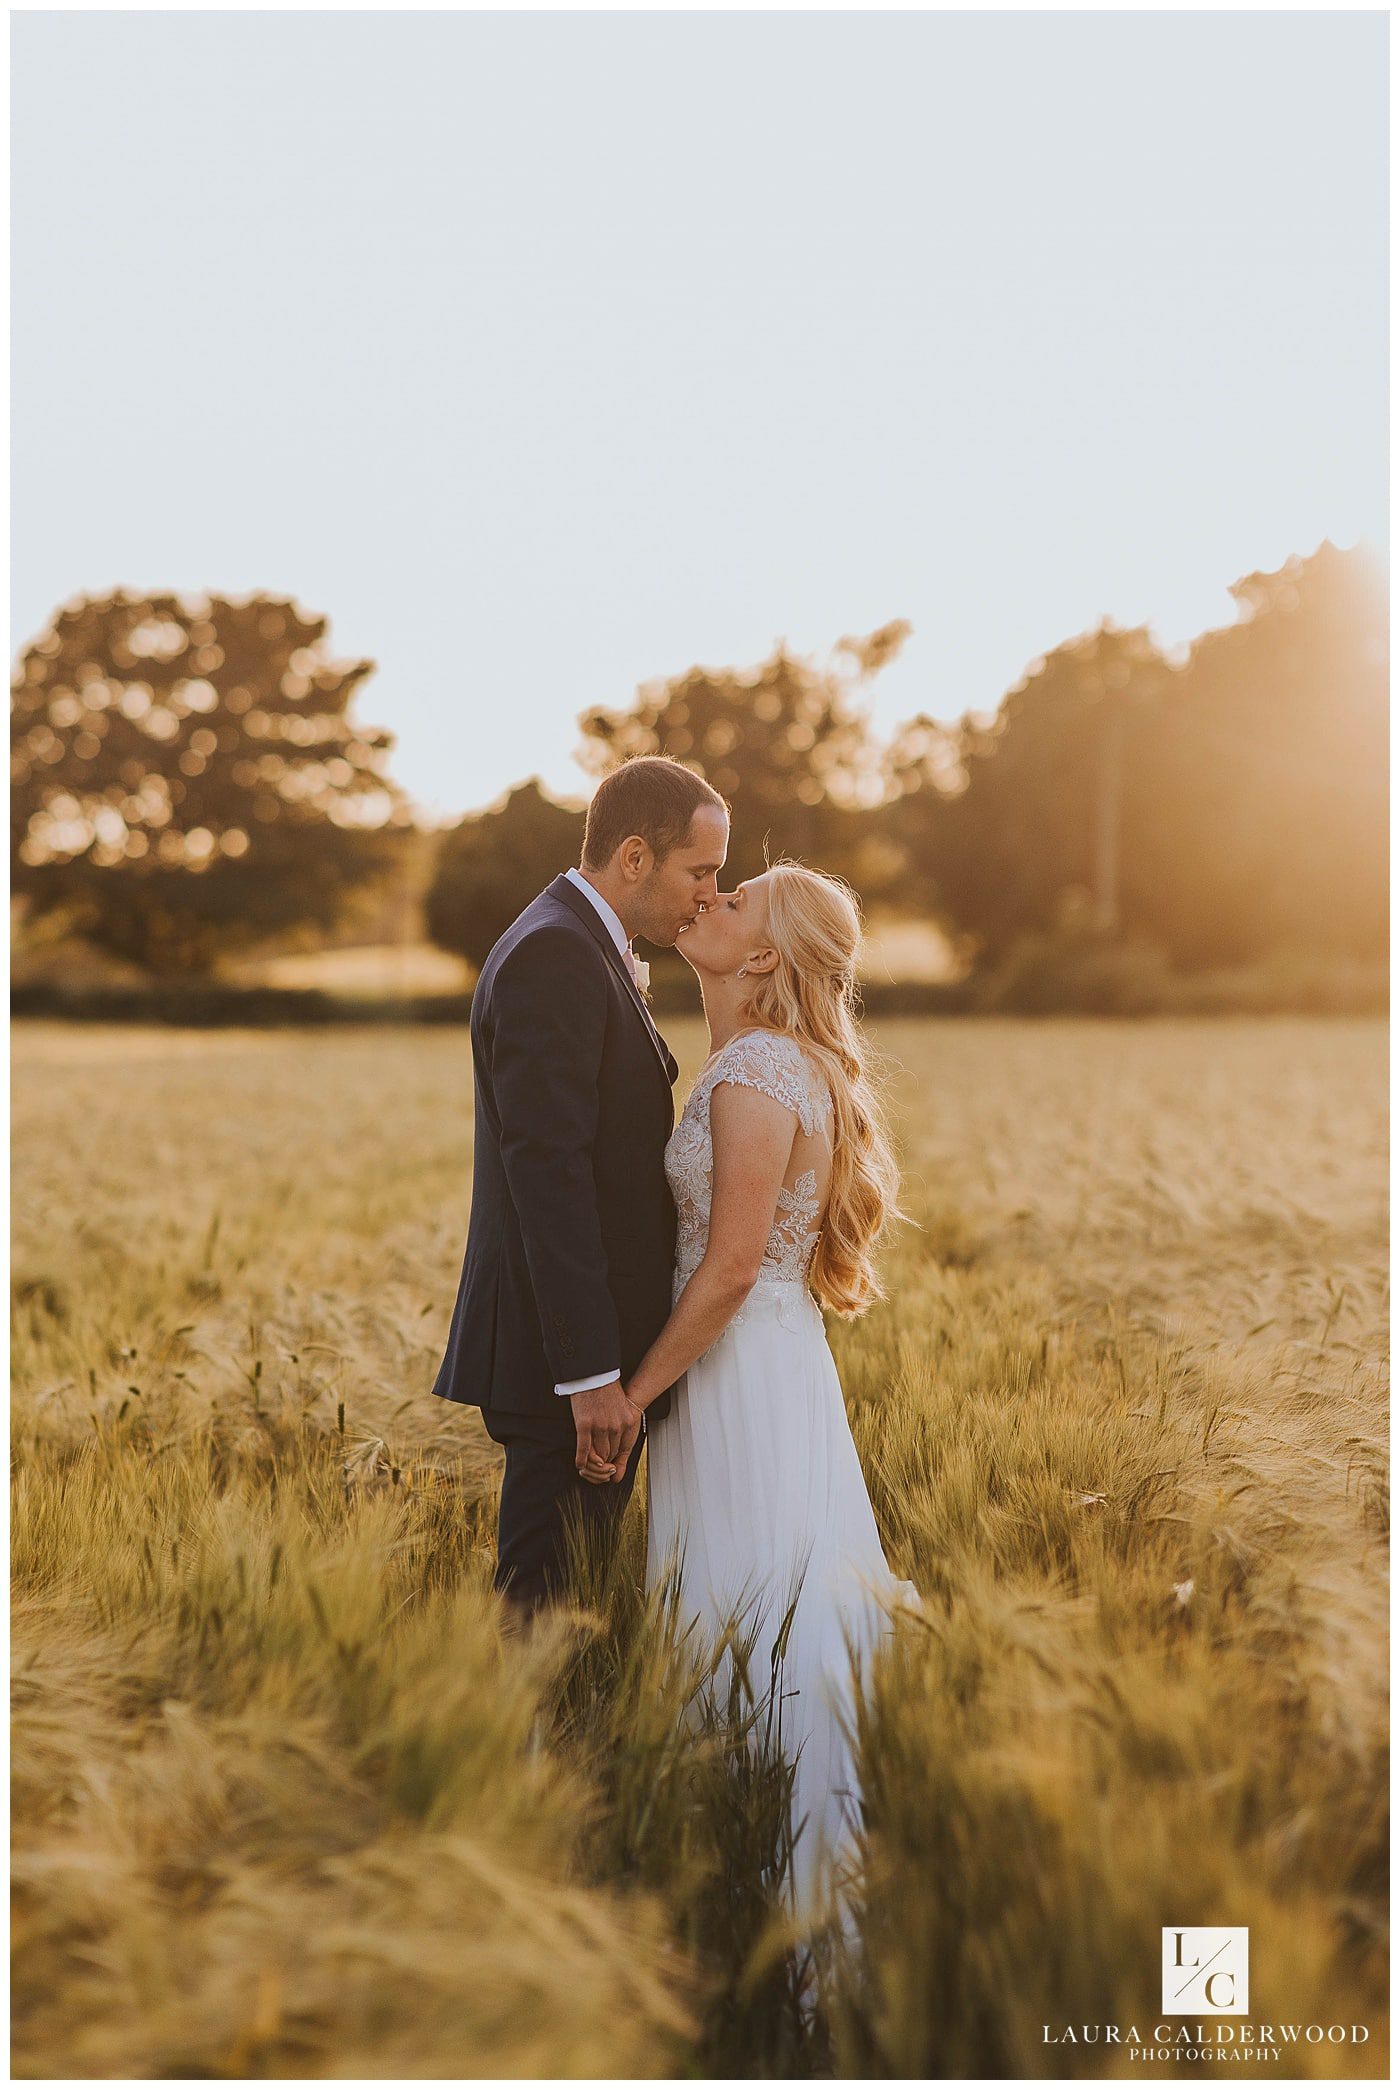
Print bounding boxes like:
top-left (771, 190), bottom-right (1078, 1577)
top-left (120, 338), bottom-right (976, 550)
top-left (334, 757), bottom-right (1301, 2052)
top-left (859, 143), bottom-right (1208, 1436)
top-left (11, 540), bottom-right (1386, 983)
top-left (430, 538), bottom-right (1386, 977)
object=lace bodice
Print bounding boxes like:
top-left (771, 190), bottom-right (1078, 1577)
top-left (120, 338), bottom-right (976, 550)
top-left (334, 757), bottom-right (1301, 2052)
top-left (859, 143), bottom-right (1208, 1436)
top-left (665, 1029), bottom-right (834, 1299)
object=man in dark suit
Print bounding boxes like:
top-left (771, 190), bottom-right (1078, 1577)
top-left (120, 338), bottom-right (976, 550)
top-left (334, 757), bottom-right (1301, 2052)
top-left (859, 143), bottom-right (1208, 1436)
top-left (432, 755), bottom-right (729, 1611)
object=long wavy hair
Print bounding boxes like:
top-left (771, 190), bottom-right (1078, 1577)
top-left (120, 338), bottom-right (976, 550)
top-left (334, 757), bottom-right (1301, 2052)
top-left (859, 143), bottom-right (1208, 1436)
top-left (737, 861), bottom-right (904, 1316)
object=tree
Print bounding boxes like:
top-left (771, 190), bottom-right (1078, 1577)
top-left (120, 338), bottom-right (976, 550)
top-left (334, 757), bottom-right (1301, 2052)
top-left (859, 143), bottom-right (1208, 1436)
top-left (12, 590), bottom-right (411, 975)
top-left (576, 625), bottom-right (912, 894)
top-left (425, 778), bottom-right (585, 975)
top-left (884, 621), bottom-right (1171, 965)
top-left (1122, 539), bottom-right (1387, 967)
top-left (884, 539), bottom-right (1388, 973)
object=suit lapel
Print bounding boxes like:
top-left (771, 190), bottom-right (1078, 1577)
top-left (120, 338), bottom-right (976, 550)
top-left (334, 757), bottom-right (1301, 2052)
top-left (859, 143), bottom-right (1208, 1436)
top-left (547, 874), bottom-right (676, 1083)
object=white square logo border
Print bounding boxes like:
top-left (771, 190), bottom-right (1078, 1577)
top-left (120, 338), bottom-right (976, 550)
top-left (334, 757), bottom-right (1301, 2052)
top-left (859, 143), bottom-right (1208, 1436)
top-left (1162, 1927), bottom-right (1249, 2015)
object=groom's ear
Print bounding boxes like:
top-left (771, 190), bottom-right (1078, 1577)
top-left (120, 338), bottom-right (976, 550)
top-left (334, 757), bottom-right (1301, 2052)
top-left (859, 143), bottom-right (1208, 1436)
top-left (617, 834), bottom-right (653, 881)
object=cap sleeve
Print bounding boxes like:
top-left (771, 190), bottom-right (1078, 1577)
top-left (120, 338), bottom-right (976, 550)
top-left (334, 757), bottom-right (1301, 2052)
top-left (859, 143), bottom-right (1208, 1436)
top-left (710, 1030), bottom-right (830, 1137)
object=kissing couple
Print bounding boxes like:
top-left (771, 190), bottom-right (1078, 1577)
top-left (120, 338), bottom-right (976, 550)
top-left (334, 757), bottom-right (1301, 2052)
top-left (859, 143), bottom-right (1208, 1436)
top-left (432, 753), bottom-right (918, 1911)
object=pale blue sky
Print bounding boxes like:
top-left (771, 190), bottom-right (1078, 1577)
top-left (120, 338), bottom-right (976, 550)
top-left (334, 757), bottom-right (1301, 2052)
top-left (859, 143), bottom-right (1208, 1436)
top-left (10, 9), bottom-right (1388, 822)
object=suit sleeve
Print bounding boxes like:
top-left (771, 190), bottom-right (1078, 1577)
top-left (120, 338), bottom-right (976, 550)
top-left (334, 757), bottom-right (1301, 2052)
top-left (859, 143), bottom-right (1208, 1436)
top-left (489, 926), bottom-right (622, 1386)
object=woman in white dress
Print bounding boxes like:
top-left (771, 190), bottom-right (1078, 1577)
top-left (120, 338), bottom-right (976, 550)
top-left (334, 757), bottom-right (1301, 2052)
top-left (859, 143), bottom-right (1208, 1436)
top-left (580, 861), bottom-right (919, 1918)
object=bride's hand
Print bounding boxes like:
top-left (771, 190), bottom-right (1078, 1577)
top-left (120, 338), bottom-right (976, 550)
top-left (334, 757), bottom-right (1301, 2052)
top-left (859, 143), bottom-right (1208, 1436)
top-left (579, 1391), bottom-right (645, 1484)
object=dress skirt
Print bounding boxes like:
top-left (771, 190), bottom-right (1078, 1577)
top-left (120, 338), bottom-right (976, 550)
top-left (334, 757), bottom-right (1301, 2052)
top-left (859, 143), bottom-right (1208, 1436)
top-left (644, 1274), bottom-right (919, 1914)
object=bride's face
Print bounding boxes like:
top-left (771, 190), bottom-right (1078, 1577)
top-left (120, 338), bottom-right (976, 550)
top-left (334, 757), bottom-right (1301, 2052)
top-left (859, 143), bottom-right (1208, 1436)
top-left (674, 872), bottom-right (776, 979)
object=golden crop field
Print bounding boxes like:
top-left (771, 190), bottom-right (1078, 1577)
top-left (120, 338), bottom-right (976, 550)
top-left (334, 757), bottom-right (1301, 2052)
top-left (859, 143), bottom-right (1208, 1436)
top-left (11, 1015), bottom-right (1388, 2078)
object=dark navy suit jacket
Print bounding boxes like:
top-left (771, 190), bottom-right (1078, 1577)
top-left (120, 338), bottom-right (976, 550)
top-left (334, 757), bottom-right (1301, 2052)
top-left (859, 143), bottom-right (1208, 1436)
top-left (431, 872), bottom-right (680, 1435)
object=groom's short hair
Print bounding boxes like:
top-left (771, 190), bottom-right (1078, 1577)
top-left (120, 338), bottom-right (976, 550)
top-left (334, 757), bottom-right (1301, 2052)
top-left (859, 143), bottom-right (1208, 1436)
top-left (581, 755), bottom-right (727, 869)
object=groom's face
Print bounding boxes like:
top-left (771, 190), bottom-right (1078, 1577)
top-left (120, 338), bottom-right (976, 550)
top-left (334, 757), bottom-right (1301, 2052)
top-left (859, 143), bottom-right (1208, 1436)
top-left (632, 804), bottom-right (729, 947)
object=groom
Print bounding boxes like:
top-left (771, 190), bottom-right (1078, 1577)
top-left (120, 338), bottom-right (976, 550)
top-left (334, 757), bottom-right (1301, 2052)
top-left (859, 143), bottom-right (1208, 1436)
top-left (431, 755), bottom-right (729, 1612)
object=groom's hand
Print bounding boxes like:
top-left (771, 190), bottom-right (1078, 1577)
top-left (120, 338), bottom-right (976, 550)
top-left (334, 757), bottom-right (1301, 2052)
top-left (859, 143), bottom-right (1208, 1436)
top-left (570, 1378), bottom-right (640, 1477)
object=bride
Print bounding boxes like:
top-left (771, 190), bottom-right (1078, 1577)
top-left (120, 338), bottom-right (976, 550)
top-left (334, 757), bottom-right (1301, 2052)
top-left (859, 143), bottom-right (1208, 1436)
top-left (581, 860), bottom-right (919, 1915)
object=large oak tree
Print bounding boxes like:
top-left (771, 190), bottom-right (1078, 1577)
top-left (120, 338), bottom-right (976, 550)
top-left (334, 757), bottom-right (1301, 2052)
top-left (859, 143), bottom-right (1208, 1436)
top-left (12, 591), bottom-right (412, 975)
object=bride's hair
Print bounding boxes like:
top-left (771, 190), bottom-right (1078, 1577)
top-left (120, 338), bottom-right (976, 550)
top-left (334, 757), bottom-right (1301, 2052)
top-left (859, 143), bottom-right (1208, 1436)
top-left (737, 861), bottom-right (904, 1316)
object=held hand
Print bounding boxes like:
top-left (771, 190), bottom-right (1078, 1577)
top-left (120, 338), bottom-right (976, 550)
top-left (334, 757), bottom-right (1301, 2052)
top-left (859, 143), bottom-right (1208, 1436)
top-left (576, 1386), bottom-right (646, 1484)
top-left (579, 1448), bottom-right (622, 1485)
top-left (570, 1377), bottom-right (641, 1478)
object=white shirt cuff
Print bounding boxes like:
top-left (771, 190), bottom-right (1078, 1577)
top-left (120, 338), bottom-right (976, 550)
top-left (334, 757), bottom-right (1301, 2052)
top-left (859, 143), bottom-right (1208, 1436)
top-left (554, 1369), bottom-right (621, 1396)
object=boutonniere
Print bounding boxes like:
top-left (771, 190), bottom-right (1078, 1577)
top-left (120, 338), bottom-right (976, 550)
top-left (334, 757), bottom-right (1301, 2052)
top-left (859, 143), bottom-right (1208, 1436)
top-left (632, 956), bottom-right (651, 1001)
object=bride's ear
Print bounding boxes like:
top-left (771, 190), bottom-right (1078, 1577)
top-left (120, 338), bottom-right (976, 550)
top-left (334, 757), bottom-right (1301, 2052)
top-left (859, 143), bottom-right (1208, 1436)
top-left (745, 943), bottom-right (779, 977)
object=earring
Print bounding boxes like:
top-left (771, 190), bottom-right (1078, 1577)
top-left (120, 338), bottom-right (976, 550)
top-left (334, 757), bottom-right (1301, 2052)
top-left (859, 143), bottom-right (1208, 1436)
top-left (736, 965), bottom-right (747, 978)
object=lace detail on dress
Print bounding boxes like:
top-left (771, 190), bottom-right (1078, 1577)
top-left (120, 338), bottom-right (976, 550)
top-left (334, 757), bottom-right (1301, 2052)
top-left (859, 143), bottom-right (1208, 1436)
top-left (769, 1169), bottom-right (821, 1281)
top-left (709, 1027), bottom-right (830, 1137)
top-left (665, 1031), bottom-right (833, 1320)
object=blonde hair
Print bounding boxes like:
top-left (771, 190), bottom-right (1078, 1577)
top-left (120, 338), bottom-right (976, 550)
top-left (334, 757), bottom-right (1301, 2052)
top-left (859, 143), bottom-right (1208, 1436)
top-left (737, 861), bottom-right (904, 1316)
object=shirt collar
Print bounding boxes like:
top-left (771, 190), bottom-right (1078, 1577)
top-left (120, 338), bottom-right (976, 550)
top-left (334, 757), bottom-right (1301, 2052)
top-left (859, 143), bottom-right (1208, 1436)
top-left (563, 865), bottom-right (631, 958)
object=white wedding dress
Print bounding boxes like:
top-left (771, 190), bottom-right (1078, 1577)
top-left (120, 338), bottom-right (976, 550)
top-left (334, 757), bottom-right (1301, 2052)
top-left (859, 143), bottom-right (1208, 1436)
top-left (644, 1027), bottom-right (919, 1915)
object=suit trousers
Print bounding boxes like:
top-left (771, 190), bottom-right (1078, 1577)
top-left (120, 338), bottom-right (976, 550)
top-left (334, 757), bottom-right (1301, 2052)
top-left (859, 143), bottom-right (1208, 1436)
top-left (482, 1407), bottom-right (647, 1612)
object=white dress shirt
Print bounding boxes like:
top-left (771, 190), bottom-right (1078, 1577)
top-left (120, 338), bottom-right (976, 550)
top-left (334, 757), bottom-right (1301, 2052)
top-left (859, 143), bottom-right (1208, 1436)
top-left (564, 865), bottom-right (631, 966)
top-left (555, 867), bottom-right (632, 1398)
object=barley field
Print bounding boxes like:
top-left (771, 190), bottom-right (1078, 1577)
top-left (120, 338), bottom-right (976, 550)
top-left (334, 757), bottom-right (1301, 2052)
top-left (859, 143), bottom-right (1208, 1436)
top-left (11, 1015), bottom-right (1388, 2078)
